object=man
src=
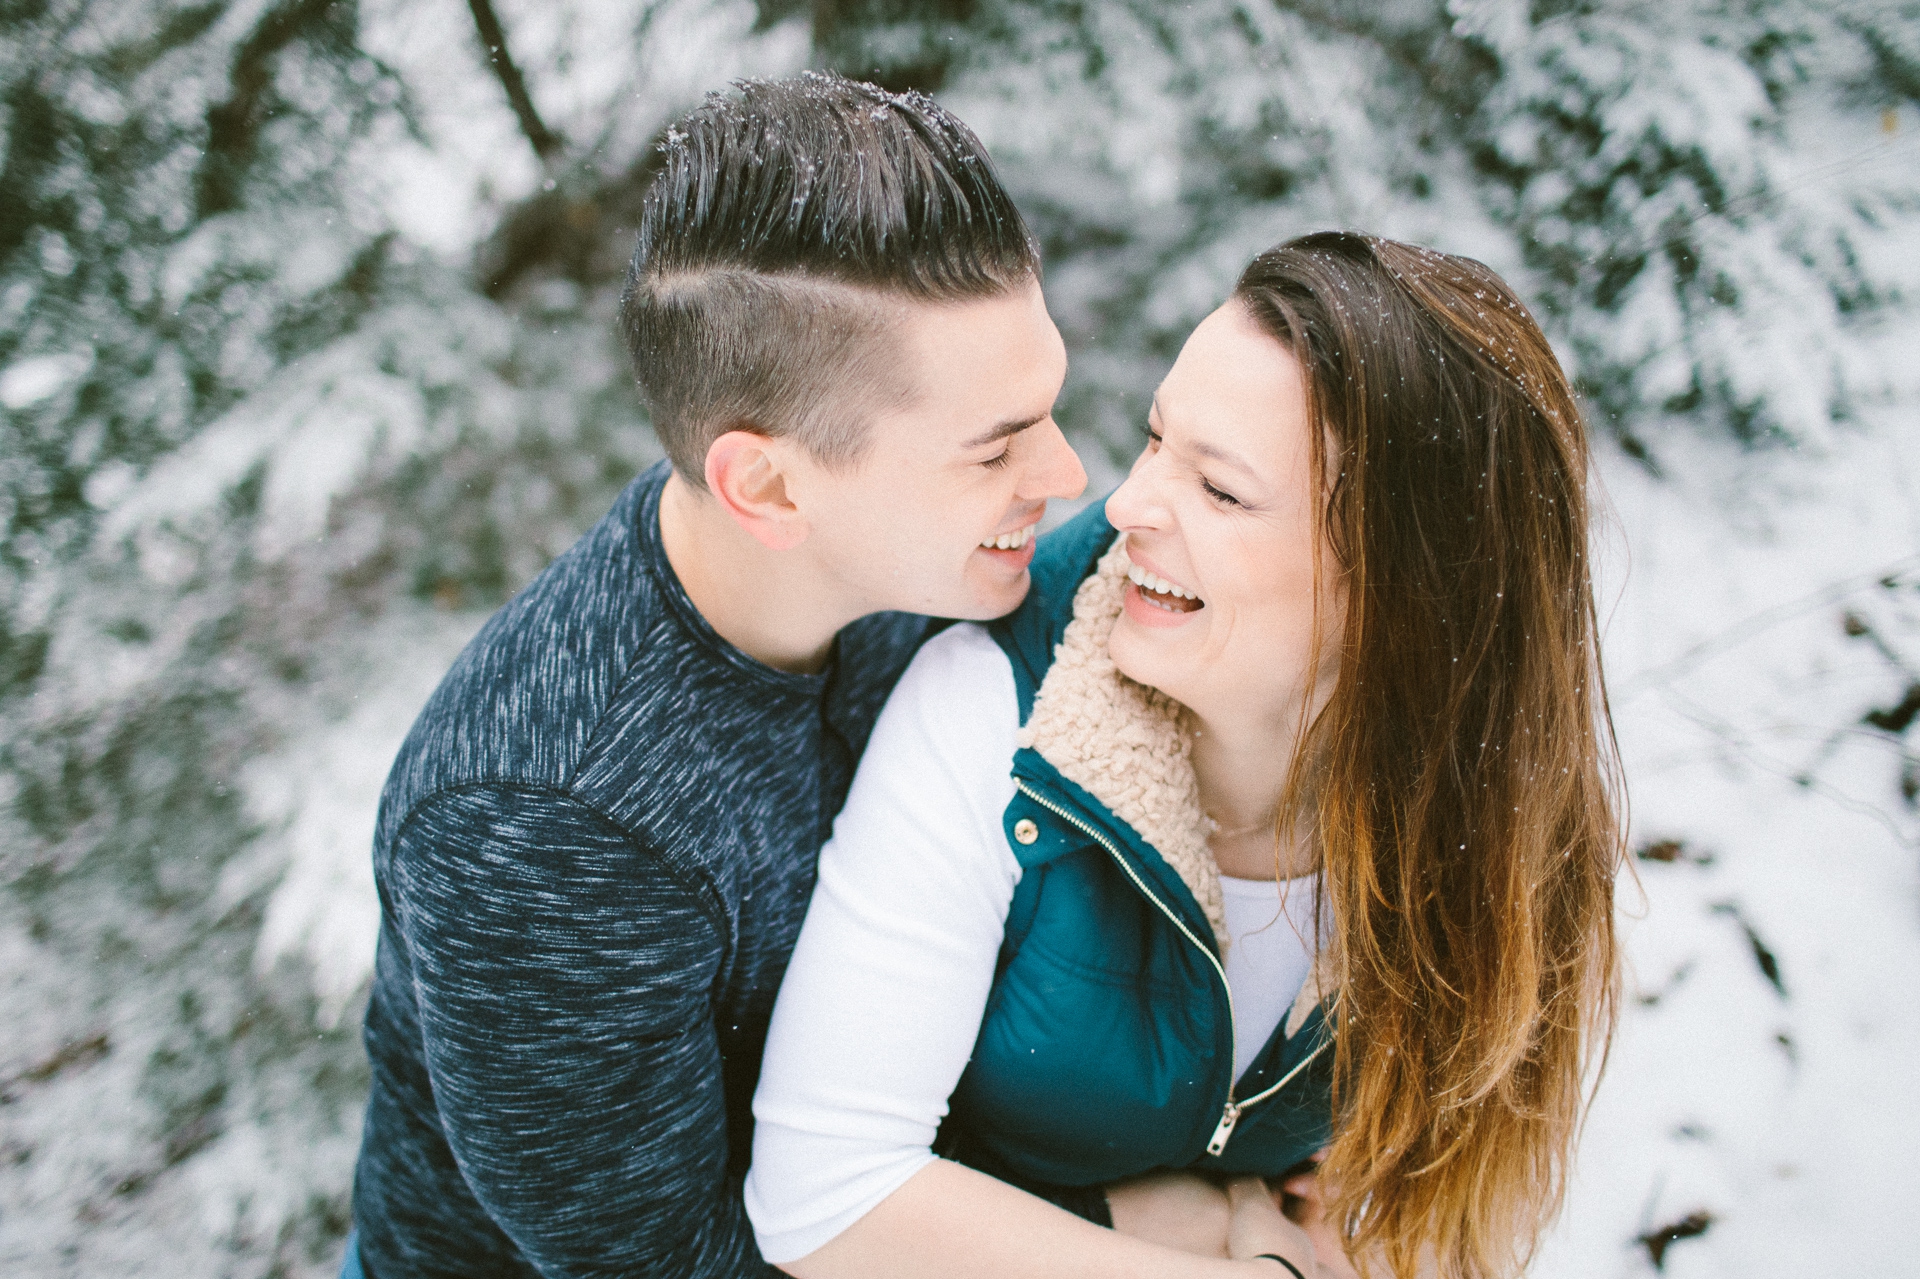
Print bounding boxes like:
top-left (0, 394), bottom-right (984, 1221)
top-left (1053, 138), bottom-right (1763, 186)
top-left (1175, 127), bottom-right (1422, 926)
top-left (347, 73), bottom-right (1086, 1278)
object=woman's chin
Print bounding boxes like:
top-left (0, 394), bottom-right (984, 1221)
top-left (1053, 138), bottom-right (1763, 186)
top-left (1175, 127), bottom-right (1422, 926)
top-left (1110, 605), bottom-right (1199, 697)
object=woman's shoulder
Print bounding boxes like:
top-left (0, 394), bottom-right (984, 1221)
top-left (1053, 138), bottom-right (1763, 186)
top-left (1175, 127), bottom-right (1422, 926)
top-left (828, 621), bottom-right (1022, 887)
top-left (874, 622), bottom-right (1020, 777)
top-left (899, 621), bottom-right (1013, 696)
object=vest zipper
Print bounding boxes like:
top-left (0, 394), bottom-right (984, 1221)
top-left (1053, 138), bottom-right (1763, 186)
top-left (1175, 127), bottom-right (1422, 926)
top-left (1012, 779), bottom-right (1332, 1157)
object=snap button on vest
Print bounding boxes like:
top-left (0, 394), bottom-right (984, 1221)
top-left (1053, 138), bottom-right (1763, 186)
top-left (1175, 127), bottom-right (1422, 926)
top-left (1013, 818), bottom-right (1039, 845)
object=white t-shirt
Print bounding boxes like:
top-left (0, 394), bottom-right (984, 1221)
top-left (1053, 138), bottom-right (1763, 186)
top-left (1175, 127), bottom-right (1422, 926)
top-left (1219, 871), bottom-right (1322, 1082)
top-left (744, 623), bottom-right (1319, 1263)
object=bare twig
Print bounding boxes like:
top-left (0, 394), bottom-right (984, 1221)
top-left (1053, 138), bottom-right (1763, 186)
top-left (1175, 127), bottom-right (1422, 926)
top-left (466, 0), bottom-right (563, 163)
top-left (1612, 555), bottom-right (1920, 701)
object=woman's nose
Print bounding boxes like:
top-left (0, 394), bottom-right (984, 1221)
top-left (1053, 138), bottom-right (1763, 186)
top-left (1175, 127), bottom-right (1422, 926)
top-left (1104, 447), bottom-right (1168, 531)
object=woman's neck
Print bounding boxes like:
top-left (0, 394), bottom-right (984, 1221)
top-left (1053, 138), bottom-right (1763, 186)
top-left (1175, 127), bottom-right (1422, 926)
top-left (1187, 668), bottom-right (1335, 881)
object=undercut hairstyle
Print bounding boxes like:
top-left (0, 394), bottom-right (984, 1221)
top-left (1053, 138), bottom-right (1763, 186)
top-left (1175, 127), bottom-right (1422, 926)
top-left (1239, 233), bottom-right (1624, 1279)
top-left (620, 73), bottom-right (1040, 484)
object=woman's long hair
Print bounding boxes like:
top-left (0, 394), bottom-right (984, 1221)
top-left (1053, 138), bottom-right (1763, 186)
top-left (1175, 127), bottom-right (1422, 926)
top-left (1237, 233), bottom-right (1624, 1278)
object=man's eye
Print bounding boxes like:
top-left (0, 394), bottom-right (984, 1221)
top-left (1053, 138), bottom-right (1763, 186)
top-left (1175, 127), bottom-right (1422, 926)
top-left (981, 449), bottom-right (1012, 471)
top-left (1201, 478), bottom-right (1241, 507)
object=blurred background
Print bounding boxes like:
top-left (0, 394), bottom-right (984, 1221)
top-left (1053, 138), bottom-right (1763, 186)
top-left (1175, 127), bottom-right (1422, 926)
top-left (2, 0), bottom-right (1918, 1274)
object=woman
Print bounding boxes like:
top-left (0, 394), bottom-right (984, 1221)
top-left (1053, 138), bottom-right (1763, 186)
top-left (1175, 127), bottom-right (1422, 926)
top-left (744, 232), bottom-right (1624, 1279)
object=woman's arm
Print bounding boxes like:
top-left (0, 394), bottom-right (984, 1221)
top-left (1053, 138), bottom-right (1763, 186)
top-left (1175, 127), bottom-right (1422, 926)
top-left (788, 1159), bottom-right (1320, 1279)
top-left (745, 624), bottom-right (1022, 1258)
top-left (744, 626), bottom-right (1321, 1278)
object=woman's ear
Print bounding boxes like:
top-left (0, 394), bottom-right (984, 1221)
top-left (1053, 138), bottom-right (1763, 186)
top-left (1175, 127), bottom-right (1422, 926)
top-left (704, 430), bottom-right (812, 551)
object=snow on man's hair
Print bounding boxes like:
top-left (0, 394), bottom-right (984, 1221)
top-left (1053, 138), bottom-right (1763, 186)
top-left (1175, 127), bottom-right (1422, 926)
top-left (619, 72), bottom-right (1038, 484)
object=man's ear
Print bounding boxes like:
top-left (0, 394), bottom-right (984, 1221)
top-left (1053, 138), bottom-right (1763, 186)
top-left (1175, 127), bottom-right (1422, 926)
top-left (704, 430), bottom-right (812, 552)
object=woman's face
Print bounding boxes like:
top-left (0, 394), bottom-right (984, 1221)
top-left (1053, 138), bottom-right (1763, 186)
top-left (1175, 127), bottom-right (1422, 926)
top-left (1105, 301), bottom-right (1343, 731)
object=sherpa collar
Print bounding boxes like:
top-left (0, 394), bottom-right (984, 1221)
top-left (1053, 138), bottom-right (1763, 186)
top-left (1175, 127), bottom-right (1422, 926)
top-left (1015, 533), bottom-right (1335, 1041)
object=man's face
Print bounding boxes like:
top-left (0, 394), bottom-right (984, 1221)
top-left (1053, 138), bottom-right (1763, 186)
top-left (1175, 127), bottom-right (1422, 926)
top-left (783, 281), bottom-right (1086, 620)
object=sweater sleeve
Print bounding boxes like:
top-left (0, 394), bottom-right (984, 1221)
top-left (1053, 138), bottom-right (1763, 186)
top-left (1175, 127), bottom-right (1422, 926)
top-left (382, 784), bottom-right (772, 1278)
top-left (743, 623), bottom-right (1022, 1263)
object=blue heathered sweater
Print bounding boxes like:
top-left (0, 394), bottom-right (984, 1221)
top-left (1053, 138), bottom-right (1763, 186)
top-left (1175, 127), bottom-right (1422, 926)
top-left (350, 462), bottom-right (930, 1278)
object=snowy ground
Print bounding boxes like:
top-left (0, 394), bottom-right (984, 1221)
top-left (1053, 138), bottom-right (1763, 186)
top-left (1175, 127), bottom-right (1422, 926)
top-left (1534, 418), bottom-right (1920, 1275)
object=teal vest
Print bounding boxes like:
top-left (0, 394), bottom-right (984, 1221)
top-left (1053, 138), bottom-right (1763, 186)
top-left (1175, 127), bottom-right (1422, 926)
top-left (942, 502), bottom-right (1337, 1190)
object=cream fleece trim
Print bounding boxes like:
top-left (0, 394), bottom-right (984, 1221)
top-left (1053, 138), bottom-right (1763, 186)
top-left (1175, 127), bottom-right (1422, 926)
top-left (1015, 536), bottom-right (1229, 951)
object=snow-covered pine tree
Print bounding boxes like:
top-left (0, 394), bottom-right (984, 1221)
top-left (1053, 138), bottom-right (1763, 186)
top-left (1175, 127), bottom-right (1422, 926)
top-left (0, 3), bottom-right (441, 1270)
top-left (0, 1), bottom-right (652, 1271)
top-left (817, 0), bottom-right (1919, 469)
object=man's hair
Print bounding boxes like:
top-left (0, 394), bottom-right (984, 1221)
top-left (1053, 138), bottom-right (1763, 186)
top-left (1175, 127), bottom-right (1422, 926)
top-left (619, 72), bottom-right (1039, 483)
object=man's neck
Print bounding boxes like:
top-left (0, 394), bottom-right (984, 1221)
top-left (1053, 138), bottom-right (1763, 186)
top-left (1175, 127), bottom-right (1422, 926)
top-left (657, 470), bottom-right (859, 676)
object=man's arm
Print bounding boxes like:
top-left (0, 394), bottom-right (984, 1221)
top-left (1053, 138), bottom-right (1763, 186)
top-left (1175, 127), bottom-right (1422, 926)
top-left (386, 784), bottom-right (768, 1278)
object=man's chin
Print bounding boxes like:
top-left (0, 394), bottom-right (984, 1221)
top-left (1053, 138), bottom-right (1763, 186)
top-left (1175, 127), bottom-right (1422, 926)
top-left (941, 567), bottom-right (1032, 622)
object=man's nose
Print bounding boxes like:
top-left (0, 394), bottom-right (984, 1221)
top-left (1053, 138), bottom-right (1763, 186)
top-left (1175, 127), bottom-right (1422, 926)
top-left (1023, 418), bottom-right (1087, 502)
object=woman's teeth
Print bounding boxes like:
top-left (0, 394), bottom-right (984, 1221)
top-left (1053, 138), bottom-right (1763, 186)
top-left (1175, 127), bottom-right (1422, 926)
top-left (980, 524), bottom-right (1037, 551)
top-left (1126, 563), bottom-right (1200, 603)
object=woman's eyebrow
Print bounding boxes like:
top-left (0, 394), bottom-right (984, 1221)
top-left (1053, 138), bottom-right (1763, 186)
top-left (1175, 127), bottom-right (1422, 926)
top-left (1153, 395), bottom-right (1261, 480)
top-left (1189, 439), bottom-right (1261, 480)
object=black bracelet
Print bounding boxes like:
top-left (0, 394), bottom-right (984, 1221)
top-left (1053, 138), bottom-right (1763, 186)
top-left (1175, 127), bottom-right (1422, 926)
top-left (1255, 1256), bottom-right (1306, 1279)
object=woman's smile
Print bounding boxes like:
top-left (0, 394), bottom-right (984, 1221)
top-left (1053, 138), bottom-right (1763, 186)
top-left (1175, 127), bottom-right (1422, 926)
top-left (1123, 552), bottom-right (1205, 624)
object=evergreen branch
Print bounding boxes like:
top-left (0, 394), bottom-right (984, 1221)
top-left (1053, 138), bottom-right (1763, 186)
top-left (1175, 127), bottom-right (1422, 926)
top-left (466, 0), bottom-right (564, 164)
top-left (197, 0), bottom-right (341, 218)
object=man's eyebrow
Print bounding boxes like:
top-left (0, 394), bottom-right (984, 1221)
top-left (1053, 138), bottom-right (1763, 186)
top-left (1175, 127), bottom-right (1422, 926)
top-left (961, 412), bottom-right (1047, 450)
top-left (1152, 394), bottom-right (1260, 479)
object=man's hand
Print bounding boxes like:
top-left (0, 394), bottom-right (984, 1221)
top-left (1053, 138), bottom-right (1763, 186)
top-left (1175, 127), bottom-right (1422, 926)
top-left (1106, 1171), bottom-right (1232, 1257)
top-left (1103, 1158), bottom-right (1364, 1279)
top-left (1224, 1176), bottom-right (1321, 1274)
top-left (1102, 1166), bottom-right (1359, 1279)
top-left (1276, 1157), bottom-right (1362, 1279)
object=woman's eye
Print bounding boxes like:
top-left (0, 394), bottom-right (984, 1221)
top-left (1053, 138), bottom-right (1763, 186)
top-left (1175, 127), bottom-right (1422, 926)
top-left (1201, 478), bottom-right (1241, 507)
top-left (981, 448), bottom-right (1012, 471)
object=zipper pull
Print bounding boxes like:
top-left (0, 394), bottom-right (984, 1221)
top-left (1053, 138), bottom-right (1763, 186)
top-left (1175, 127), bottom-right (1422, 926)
top-left (1206, 1101), bottom-right (1241, 1156)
